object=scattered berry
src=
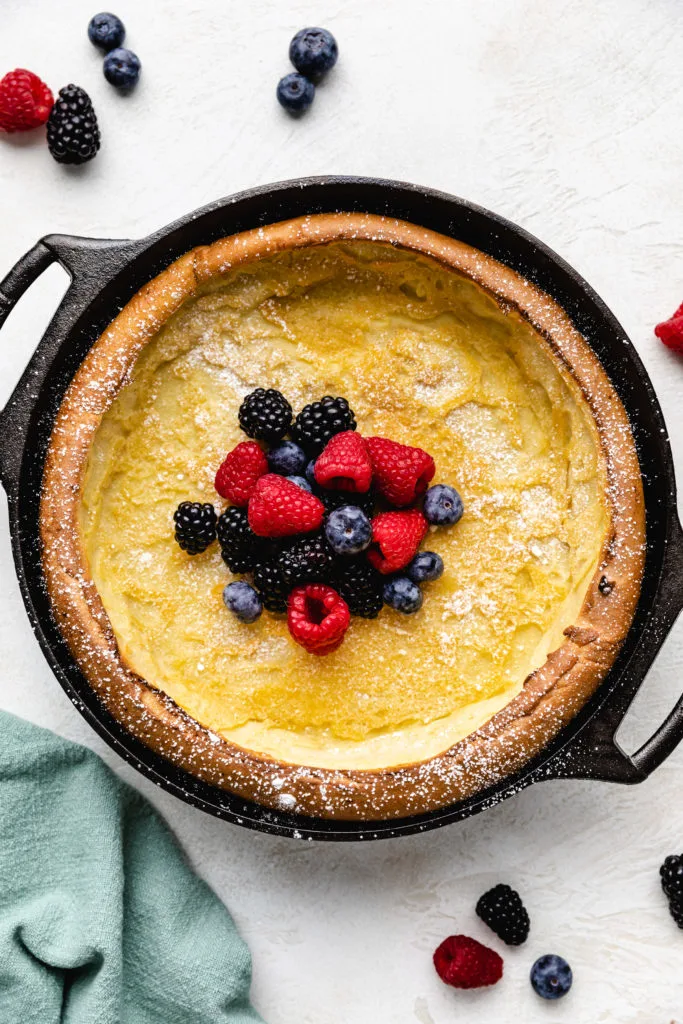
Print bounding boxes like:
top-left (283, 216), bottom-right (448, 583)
top-left (223, 581), bottom-right (262, 623)
top-left (291, 395), bottom-right (356, 455)
top-left (88, 12), bottom-right (126, 51)
top-left (325, 506), bottom-right (372, 555)
top-left (239, 388), bottom-right (292, 443)
top-left (476, 884), bottom-right (530, 946)
top-left (423, 483), bottom-right (464, 526)
top-left (217, 507), bottom-right (264, 573)
top-left (103, 47), bottom-right (141, 89)
top-left (278, 532), bottom-right (336, 588)
top-left (660, 854), bottom-right (683, 901)
top-left (655, 301), bottom-right (683, 356)
top-left (46, 84), bottom-right (100, 165)
top-left (320, 487), bottom-right (375, 518)
top-left (289, 27), bottom-right (338, 78)
top-left (253, 559), bottom-right (290, 613)
top-left (367, 509), bottom-right (427, 574)
top-left (268, 440), bottom-right (307, 477)
top-left (287, 583), bottom-right (350, 655)
top-left (669, 900), bottom-right (683, 929)
top-left (287, 475), bottom-right (312, 492)
top-left (334, 560), bottom-right (384, 618)
top-left (530, 955), bottom-right (572, 1000)
top-left (277, 72), bottom-right (315, 114)
top-left (314, 431), bottom-right (372, 493)
top-left (0, 69), bottom-right (53, 133)
top-left (173, 501), bottom-right (217, 555)
top-left (383, 576), bottom-right (422, 614)
top-left (433, 935), bottom-right (503, 990)
top-left (406, 551), bottom-right (444, 584)
top-left (248, 474), bottom-right (324, 538)
top-left (366, 436), bottom-right (435, 506)
top-left (215, 441), bottom-right (268, 506)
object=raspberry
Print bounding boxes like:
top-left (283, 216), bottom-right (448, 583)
top-left (238, 388), bottom-right (292, 443)
top-left (217, 506), bottom-right (265, 573)
top-left (335, 560), bottom-right (384, 618)
top-left (248, 474), bottom-right (324, 538)
top-left (278, 532), bottom-right (336, 587)
top-left (173, 501), bottom-right (217, 555)
top-left (215, 441), bottom-right (268, 505)
top-left (314, 431), bottom-right (372, 493)
top-left (253, 559), bottom-right (290, 612)
top-left (660, 854), bottom-right (683, 902)
top-left (366, 436), bottom-right (435, 507)
top-left (47, 85), bottom-right (100, 165)
top-left (433, 935), bottom-right (503, 990)
top-left (287, 584), bottom-right (350, 655)
top-left (367, 509), bottom-right (427, 574)
top-left (655, 303), bottom-right (683, 355)
top-left (291, 396), bottom-right (356, 455)
top-left (476, 884), bottom-right (530, 946)
top-left (0, 69), bottom-right (53, 133)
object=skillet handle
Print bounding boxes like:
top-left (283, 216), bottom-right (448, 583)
top-left (0, 240), bottom-right (57, 330)
top-left (0, 233), bottom-right (140, 490)
top-left (543, 513), bottom-right (683, 785)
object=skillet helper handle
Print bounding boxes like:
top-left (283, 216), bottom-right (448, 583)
top-left (0, 241), bottom-right (56, 330)
top-left (0, 233), bottom-right (139, 491)
top-left (545, 514), bottom-right (683, 784)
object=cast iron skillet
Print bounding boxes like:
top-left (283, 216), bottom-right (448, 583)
top-left (1, 177), bottom-right (682, 841)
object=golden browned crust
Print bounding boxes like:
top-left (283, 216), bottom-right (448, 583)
top-left (40, 213), bottom-right (645, 820)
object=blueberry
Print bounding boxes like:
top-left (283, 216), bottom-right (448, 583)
top-left (325, 506), bottom-right (372, 555)
top-left (223, 581), bottom-right (262, 624)
top-left (530, 955), bottom-right (572, 1000)
top-left (406, 551), bottom-right (444, 584)
top-left (277, 72), bottom-right (315, 114)
top-left (423, 484), bottom-right (464, 526)
top-left (268, 441), bottom-right (307, 476)
top-left (289, 27), bottom-right (338, 78)
top-left (286, 475), bottom-right (312, 492)
top-left (88, 12), bottom-right (125, 51)
top-left (383, 577), bottom-right (423, 614)
top-left (305, 458), bottom-right (317, 484)
top-left (103, 47), bottom-right (141, 89)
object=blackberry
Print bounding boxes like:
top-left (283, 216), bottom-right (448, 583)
top-left (217, 507), bottom-right (263, 573)
top-left (291, 395), bottom-right (356, 455)
top-left (47, 85), bottom-right (101, 165)
top-left (476, 884), bottom-right (530, 946)
top-left (660, 854), bottom-right (683, 901)
top-left (173, 501), bottom-right (217, 555)
top-left (670, 899), bottom-right (683, 929)
top-left (278, 532), bottom-right (336, 588)
top-left (320, 487), bottom-right (375, 518)
top-left (335, 560), bottom-right (384, 618)
top-left (253, 560), bottom-right (290, 612)
top-left (239, 388), bottom-right (292, 443)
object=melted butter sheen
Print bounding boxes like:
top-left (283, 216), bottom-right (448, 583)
top-left (81, 242), bottom-right (608, 770)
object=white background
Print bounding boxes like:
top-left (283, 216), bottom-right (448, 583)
top-left (2, 1), bottom-right (683, 1020)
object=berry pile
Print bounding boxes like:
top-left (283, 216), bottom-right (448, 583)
top-left (277, 27), bottom-right (338, 115)
top-left (173, 387), bottom-right (465, 655)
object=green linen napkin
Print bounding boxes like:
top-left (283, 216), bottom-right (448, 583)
top-left (0, 711), bottom-right (264, 1024)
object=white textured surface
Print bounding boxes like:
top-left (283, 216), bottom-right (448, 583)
top-left (2, 1), bottom-right (683, 1020)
